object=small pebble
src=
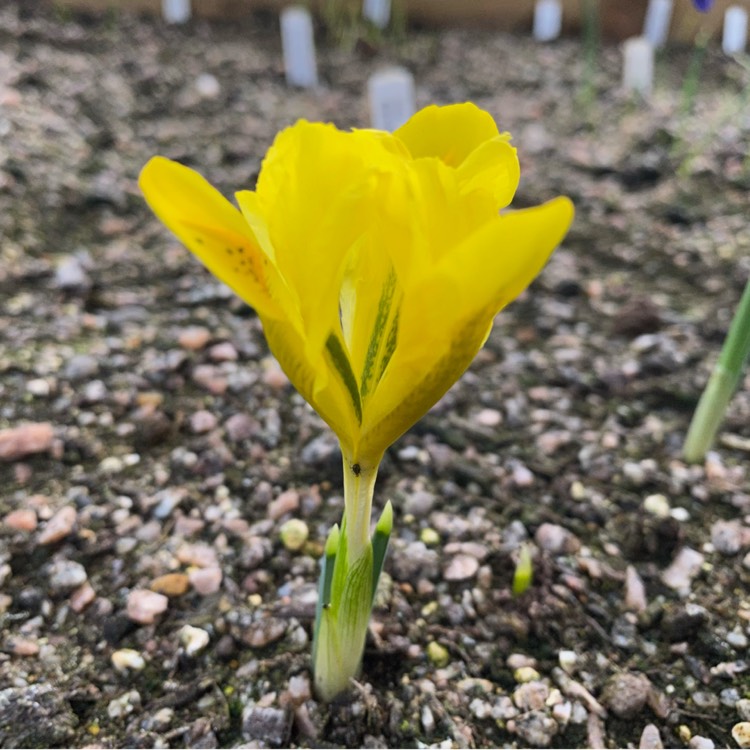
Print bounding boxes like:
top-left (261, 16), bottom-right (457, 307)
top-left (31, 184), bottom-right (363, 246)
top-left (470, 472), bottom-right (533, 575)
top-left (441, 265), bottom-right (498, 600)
top-left (4, 508), bottom-right (37, 532)
top-left (189, 410), bottom-right (218, 434)
top-left (511, 462), bottom-right (535, 487)
top-left (150, 573), bottom-right (190, 597)
top-left (224, 413), bottom-right (256, 442)
top-left (180, 625), bottom-right (210, 656)
top-left (643, 494), bottom-right (670, 518)
top-left (189, 567), bottom-right (223, 595)
top-left (514, 666), bottom-right (541, 683)
top-left (111, 648), bottom-right (146, 672)
top-left (711, 520), bottom-right (745, 556)
top-left (734, 723), bottom-right (750, 749)
top-left (287, 674), bottom-right (312, 704)
top-left (661, 547), bottom-right (704, 595)
top-left (209, 342), bottom-right (238, 361)
top-left (513, 710), bottom-right (559, 747)
top-left (268, 489), bottom-right (300, 520)
top-left (192, 364), bottom-right (228, 394)
top-left (535, 523), bottom-right (580, 554)
top-left (177, 543), bottom-right (218, 568)
top-left (195, 72), bottom-right (221, 98)
top-left (0, 423), bottom-right (55, 462)
top-left (558, 650), bottom-right (578, 674)
top-left (420, 528), bottom-right (440, 546)
top-left (624, 565), bottom-right (647, 613)
top-left (107, 690), bottom-right (141, 719)
top-left (404, 490), bottom-right (436, 517)
top-left (8, 637), bottom-right (40, 656)
top-left (26, 378), bottom-right (51, 397)
top-left (279, 518), bottom-right (308, 551)
top-left (507, 653), bottom-right (537, 670)
top-left (427, 641), bottom-right (450, 668)
top-left (241, 705), bottom-right (291, 746)
top-left (69, 581), bottom-right (96, 612)
top-left (475, 408), bottom-right (502, 427)
top-left (178, 326), bottom-right (211, 350)
top-left (689, 737), bottom-right (715, 749)
top-left (443, 553), bottom-right (479, 581)
top-left (513, 681), bottom-right (549, 711)
top-left (242, 618), bottom-right (286, 648)
top-left (602, 672), bottom-right (651, 718)
top-left (126, 589), bottom-right (168, 624)
top-left (737, 699), bottom-right (750, 722)
top-left (639, 723), bottom-right (663, 749)
top-left (48, 560), bottom-right (87, 592)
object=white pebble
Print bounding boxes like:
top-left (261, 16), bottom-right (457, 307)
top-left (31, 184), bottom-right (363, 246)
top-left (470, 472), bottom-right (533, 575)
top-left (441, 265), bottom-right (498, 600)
top-left (735, 722), bottom-right (750, 748)
top-left (643, 493), bottom-right (670, 518)
top-left (443, 553), bottom-right (479, 581)
top-left (558, 650), bottom-right (578, 673)
top-left (640, 723), bottom-right (663, 749)
top-left (180, 625), bottom-right (210, 656)
top-left (111, 648), bottom-right (146, 672)
top-left (195, 73), bottom-right (220, 99)
top-left (107, 690), bottom-right (141, 719)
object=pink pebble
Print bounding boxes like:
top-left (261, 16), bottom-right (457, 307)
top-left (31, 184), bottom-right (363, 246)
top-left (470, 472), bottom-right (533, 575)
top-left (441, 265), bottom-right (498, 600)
top-left (3, 508), bottom-right (38, 532)
top-left (189, 566), bottom-right (223, 595)
top-left (38, 506), bottom-right (77, 545)
top-left (70, 581), bottom-right (96, 613)
top-left (126, 589), bottom-right (168, 624)
top-left (178, 326), bottom-right (211, 350)
top-left (209, 342), bottom-right (238, 362)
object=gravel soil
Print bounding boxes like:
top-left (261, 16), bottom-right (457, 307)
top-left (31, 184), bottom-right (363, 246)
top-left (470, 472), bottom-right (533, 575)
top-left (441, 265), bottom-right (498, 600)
top-left (1, 4), bottom-right (750, 748)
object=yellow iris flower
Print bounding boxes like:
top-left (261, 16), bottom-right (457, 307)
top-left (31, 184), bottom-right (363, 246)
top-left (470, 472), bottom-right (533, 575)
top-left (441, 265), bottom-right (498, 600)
top-left (140, 102), bottom-right (573, 700)
top-left (140, 103), bottom-right (572, 468)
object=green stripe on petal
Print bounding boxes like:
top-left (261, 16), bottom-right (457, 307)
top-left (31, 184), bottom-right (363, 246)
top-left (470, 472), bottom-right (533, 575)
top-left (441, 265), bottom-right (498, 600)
top-left (325, 333), bottom-right (363, 424)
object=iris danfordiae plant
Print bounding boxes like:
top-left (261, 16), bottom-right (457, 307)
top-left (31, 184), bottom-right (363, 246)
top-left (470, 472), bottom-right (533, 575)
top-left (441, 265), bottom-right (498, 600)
top-left (140, 103), bottom-right (574, 701)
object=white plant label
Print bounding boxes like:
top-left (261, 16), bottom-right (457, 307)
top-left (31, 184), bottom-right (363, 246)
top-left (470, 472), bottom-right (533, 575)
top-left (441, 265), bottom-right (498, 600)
top-left (280, 6), bottom-right (319, 89)
top-left (533, 0), bottom-right (562, 42)
top-left (363, 0), bottom-right (391, 29)
top-left (622, 36), bottom-right (654, 96)
top-left (162, 0), bottom-right (191, 24)
top-left (643, 0), bottom-right (672, 48)
top-left (723, 5), bottom-right (748, 55)
top-left (368, 67), bottom-right (415, 132)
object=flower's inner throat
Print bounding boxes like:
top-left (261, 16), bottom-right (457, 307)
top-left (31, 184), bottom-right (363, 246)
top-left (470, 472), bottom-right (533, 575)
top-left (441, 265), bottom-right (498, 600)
top-left (327, 262), bottom-right (402, 426)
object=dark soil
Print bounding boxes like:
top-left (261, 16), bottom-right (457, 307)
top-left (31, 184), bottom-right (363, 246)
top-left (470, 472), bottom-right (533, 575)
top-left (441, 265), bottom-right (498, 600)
top-left (1, 3), bottom-right (749, 748)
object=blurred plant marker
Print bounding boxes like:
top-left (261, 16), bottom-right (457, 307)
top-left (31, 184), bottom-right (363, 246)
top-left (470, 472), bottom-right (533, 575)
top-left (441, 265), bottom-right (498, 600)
top-left (281, 6), bottom-right (318, 89)
top-left (643, 0), bottom-right (673, 48)
top-left (162, 0), bottom-right (191, 24)
top-left (723, 6), bottom-right (748, 55)
top-left (367, 67), bottom-right (415, 131)
top-left (533, 0), bottom-right (563, 42)
top-left (363, 0), bottom-right (391, 29)
top-left (139, 103), bottom-right (574, 701)
top-left (622, 36), bottom-right (654, 96)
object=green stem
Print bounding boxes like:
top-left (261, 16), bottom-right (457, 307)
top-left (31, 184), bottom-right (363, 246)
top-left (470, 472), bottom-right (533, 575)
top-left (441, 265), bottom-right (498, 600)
top-left (342, 455), bottom-right (379, 565)
top-left (312, 451), bottom-right (392, 701)
top-left (684, 277), bottom-right (750, 462)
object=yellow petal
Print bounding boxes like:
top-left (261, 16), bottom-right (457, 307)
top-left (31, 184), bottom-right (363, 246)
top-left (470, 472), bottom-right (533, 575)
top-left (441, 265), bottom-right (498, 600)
top-left (456, 135), bottom-right (519, 209)
top-left (449, 196), bottom-right (575, 314)
top-left (255, 122), bottom-right (400, 354)
top-left (262, 318), bottom-right (360, 456)
top-left (139, 157), bottom-right (282, 319)
top-left (394, 103), bottom-right (500, 167)
top-left (358, 196), bottom-right (574, 459)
